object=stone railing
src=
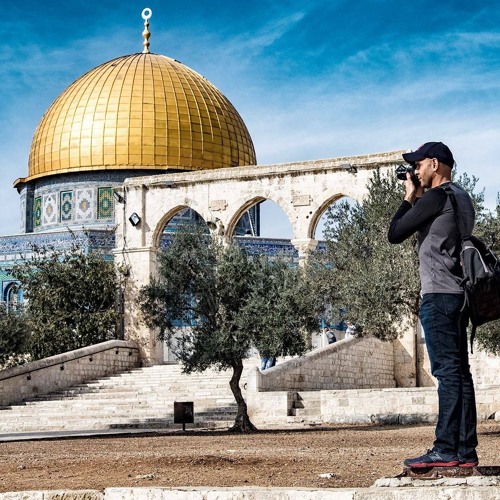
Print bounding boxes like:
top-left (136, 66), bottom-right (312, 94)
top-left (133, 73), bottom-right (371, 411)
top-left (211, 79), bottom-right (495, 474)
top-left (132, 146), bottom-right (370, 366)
top-left (0, 340), bottom-right (140, 407)
top-left (247, 336), bottom-right (396, 393)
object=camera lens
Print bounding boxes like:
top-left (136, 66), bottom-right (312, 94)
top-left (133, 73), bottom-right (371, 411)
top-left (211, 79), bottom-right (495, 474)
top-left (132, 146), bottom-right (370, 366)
top-left (395, 164), bottom-right (410, 181)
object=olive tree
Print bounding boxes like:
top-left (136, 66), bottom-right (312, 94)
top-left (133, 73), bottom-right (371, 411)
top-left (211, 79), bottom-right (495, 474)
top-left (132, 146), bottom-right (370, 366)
top-left (313, 168), bottom-right (500, 353)
top-left (312, 170), bottom-right (420, 340)
top-left (0, 303), bottom-right (30, 367)
top-left (139, 225), bottom-right (320, 432)
top-left (12, 244), bottom-right (124, 360)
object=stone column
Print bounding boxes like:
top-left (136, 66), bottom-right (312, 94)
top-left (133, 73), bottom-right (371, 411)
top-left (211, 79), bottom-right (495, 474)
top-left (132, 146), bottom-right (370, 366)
top-left (114, 246), bottom-right (163, 366)
top-left (290, 238), bottom-right (318, 266)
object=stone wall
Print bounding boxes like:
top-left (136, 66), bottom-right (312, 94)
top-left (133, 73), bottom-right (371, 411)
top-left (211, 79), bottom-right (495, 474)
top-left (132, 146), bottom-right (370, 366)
top-left (417, 340), bottom-right (500, 388)
top-left (323, 385), bottom-right (500, 423)
top-left (471, 350), bottom-right (500, 387)
top-left (0, 340), bottom-right (140, 407)
top-left (247, 336), bottom-right (396, 392)
top-left (247, 386), bottom-right (500, 425)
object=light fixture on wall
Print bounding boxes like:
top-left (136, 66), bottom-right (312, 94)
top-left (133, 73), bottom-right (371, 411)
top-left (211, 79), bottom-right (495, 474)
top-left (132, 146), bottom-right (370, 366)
top-left (113, 191), bottom-right (125, 203)
top-left (129, 212), bottom-right (141, 226)
top-left (340, 163), bottom-right (357, 174)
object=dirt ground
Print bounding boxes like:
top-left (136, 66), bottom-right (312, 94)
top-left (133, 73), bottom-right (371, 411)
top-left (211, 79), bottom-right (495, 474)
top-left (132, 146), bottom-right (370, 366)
top-left (0, 422), bottom-right (499, 492)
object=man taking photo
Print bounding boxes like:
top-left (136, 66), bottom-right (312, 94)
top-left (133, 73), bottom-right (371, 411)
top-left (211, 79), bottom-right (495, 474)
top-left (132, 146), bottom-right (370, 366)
top-left (388, 141), bottom-right (478, 468)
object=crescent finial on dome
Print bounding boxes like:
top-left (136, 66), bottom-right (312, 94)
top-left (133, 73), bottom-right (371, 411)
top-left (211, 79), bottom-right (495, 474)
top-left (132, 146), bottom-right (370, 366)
top-left (141, 8), bottom-right (152, 54)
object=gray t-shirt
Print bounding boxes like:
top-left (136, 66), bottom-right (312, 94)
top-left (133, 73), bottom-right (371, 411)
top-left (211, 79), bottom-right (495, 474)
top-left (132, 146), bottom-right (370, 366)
top-left (388, 182), bottom-right (475, 295)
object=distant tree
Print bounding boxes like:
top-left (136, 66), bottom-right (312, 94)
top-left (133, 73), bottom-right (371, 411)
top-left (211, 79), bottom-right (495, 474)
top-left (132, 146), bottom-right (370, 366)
top-left (314, 169), bottom-right (500, 353)
top-left (0, 303), bottom-right (29, 367)
top-left (12, 244), bottom-right (124, 360)
top-left (139, 225), bottom-right (320, 432)
top-left (312, 170), bottom-right (420, 340)
top-left (471, 193), bottom-right (500, 354)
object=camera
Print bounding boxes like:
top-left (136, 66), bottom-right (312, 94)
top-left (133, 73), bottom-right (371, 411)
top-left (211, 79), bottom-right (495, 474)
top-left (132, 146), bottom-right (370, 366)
top-left (395, 164), bottom-right (418, 184)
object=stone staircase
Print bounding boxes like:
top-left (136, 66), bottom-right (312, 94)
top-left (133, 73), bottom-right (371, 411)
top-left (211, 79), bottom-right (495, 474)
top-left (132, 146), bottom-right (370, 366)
top-left (0, 362), bottom-right (256, 432)
top-left (287, 392), bottom-right (322, 424)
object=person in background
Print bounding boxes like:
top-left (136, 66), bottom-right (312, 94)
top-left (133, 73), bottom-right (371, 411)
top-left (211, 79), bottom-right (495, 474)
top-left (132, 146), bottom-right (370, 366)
top-left (324, 327), bottom-right (337, 344)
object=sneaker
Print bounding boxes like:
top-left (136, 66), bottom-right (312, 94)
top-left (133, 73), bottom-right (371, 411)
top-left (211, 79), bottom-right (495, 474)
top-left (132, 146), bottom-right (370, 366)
top-left (458, 454), bottom-right (479, 468)
top-left (404, 449), bottom-right (459, 468)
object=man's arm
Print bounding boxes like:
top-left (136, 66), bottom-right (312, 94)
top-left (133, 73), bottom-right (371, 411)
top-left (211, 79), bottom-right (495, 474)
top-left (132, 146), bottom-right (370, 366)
top-left (388, 188), bottom-right (447, 244)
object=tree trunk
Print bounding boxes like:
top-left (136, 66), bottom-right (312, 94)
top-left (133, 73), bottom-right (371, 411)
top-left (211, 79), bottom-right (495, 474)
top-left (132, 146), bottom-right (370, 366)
top-left (227, 358), bottom-right (257, 433)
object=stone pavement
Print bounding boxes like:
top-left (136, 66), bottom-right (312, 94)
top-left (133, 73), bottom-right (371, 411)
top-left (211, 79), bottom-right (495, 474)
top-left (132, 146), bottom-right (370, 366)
top-left (1, 484), bottom-right (500, 499)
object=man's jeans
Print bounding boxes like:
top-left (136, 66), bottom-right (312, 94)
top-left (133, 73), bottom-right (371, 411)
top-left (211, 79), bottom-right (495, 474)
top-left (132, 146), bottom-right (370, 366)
top-left (420, 293), bottom-right (478, 457)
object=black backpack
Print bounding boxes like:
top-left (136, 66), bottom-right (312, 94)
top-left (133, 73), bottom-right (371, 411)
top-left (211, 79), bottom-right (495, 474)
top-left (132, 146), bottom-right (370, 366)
top-left (444, 186), bottom-right (500, 351)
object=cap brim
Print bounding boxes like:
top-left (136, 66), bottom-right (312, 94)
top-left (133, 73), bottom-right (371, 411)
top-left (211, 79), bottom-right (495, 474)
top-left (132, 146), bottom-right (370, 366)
top-left (402, 151), bottom-right (425, 165)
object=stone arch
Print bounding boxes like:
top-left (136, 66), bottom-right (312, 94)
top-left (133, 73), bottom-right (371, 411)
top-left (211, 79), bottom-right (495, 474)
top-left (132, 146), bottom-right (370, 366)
top-left (307, 193), bottom-right (359, 239)
top-left (225, 196), bottom-right (265, 239)
top-left (3, 282), bottom-right (19, 306)
top-left (151, 204), bottom-right (209, 249)
top-left (225, 195), bottom-right (295, 239)
top-left (115, 153), bottom-right (401, 364)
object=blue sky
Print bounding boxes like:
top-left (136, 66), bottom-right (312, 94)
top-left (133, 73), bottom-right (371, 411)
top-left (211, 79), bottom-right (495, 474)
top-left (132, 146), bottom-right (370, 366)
top-left (1, 0), bottom-right (500, 236)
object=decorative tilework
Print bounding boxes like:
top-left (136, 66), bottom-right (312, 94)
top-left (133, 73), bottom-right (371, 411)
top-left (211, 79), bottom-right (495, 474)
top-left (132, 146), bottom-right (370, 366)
top-left (75, 189), bottom-right (93, 221)
top-left (34, 197), bottom-right (42, 228)
top-left (60, 191), bottom-right (73, 222)
top-left (97, 187), bottom-right (114, 220)
top-left (0, 229), bottom-right (116, 267)
top-left (43, 194), bottom-right (56, 225)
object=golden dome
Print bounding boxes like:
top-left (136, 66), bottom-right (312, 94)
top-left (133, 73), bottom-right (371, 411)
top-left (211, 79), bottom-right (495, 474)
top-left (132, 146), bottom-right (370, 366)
top-left (26, 53), bottom-right (256, 182)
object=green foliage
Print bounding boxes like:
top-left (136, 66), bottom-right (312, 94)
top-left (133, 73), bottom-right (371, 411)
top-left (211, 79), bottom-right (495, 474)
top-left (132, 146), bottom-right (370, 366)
top-left (313, 170), bottom-right (420, 340)
top-left (469, 193), bottom-right (500, 353)
top-left (12, 244), bottom-right (123, 360)
top-left (0, 303), bottom-right (29, 365)
top-left (139, 225), bottom-right (318, 370)
top-left (238, 258), bottom-right (319, 359)
top-left (454, 171), bottom-right (485, 217)
top-left (316, 168), bottom-right (500, 353)
top-left (139, 225), bottom-right (321, 431)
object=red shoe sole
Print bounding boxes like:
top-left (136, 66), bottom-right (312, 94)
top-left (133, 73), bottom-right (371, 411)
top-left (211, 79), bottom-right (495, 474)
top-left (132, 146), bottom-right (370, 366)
top-left (407, 461), bottom-right (460, 468)
top-left (458, 462), bottom-right (478, 468)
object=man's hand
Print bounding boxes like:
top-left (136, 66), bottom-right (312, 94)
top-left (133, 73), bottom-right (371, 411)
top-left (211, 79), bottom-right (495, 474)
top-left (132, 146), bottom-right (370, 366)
top-left (404, 173), bottom-right (424, 204)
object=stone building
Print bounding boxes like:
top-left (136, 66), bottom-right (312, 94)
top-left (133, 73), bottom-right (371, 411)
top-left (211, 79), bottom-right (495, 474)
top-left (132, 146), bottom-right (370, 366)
top-left (0, 8), bottom-right (434, 377)
top-left (2, 9), bottom-right (498, 391)
top-left (0, 9), bottom-right (264, 295)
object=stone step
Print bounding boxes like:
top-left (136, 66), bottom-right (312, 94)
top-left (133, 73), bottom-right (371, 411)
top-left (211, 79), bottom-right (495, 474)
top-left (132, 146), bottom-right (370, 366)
top-left (0, 362), bottom-right (257, 432)
top-left (285, 415), bottom-right (322, 424)
top-left (0, 418), bottom-right (235, 432)
top-left (24, 390), bottom-right (237, 401)
top-left (289, 392), bottom-right (322, 417)
top-left (0, 407), bottom-right (237, 421)
top-left (1, 401), bottom-right (237, 413)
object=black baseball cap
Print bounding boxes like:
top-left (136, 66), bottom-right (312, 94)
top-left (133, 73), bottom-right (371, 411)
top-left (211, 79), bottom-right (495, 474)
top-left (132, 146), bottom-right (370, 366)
top-left (402, 142), bottom-right (455, 168)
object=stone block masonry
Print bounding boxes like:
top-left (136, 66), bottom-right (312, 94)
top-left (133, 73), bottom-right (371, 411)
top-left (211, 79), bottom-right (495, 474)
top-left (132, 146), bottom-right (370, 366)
top-left (2, 486), bottom-right (500, 500)
top-left (248, 336), bottom-right (396, 392)
top-left (0, 340), bottom-right (140, 407)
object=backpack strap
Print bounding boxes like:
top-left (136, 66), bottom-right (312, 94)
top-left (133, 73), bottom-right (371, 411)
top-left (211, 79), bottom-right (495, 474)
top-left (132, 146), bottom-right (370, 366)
top-left (442, 185), bottom-right (475, 353)
top-left (442, 185), bottom-right (471, 239)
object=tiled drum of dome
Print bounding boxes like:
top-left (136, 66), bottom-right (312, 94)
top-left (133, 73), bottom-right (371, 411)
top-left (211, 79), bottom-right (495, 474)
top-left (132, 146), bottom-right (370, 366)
top-left (34, 197), bottom-right (42, 228)
top-left (75, 189), bottom-right (93, 221)
top-left (60, 191), bottom-right (73, 222)
top-left (97, 187), bottom-right (114, 220)
top-left (43, 194), bottom-right (57, 225)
